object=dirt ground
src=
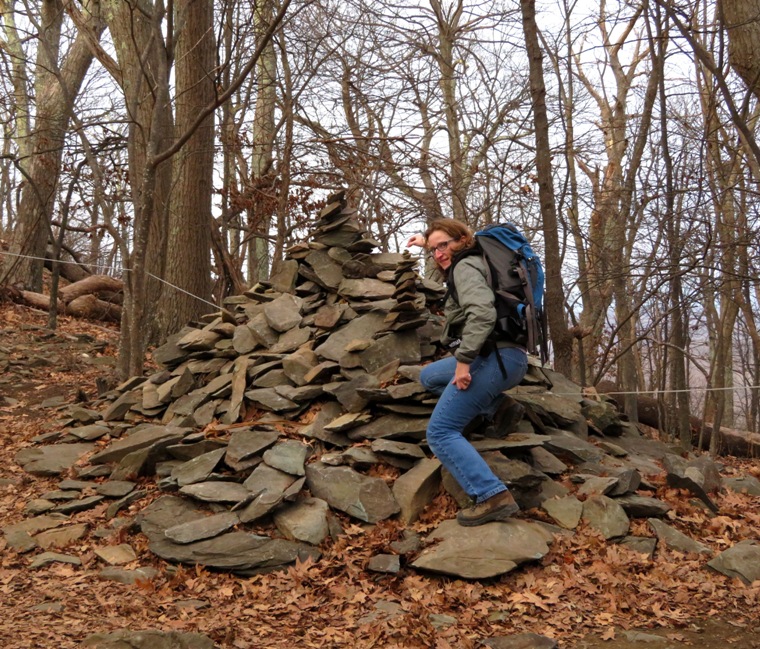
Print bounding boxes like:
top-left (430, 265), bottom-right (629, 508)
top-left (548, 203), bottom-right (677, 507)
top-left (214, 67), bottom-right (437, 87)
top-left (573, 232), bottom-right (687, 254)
top-left (1, 302), bottom-right (759, 649)
top-left (576, 618), bottom-right (760, 648)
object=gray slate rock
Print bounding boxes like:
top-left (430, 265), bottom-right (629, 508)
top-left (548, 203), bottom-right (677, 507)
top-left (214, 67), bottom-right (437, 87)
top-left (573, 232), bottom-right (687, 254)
top-left (315, 312), bottom-right (387, 362)
top-left (529, 446), bottom-right (568, 475)
top-left (348, 414), bottom-right (429, 441)
top-left (171, 448), bottom-right (227, 487)
top-left (614, 494), bottom-right (671, 518)
top-left (412, 519), bottom-right (553, 579)
top-left (647, 518), bottom-right (711, 555)
top-left (89, 426), bottom-right (189, 464)
top-left (225, 428), bottom-right (279, 470)
top-left (723, 475), bottom-right (760, 496)
top-left (29, 552), bottom-right (82, 569)
top-left (619, 536), bottom-right (657, 558)
top-left (243, 463), bottom-right (298, 497)
top-left (273, 497), bottom-right (331, 545)
top-left (54, 495), bottom-right (104, 514)
top-left (68, 424), bottom-right (111, 441)
top-left (542, 495), bottom-right (583, 530)
top-left (306, 461), bottom-right (400, 523)
top-left (15, 443), bottom-right (94, 476)
top-left (140, 496), bottom-right (319, 572)
top-left (577, 476), bottom-right (619, 497)
top-left (707, 540), bottom-right (760, 584)
top-left (367, 554), bottom-right (401, 574)
top-left (244, 388), bottom-right (298, 412)
top-left (81, 630), bottom-right (215, 649)
top-left (543, 430), bottom-right (603, 463)
top-left (357, 331), bottom-right (421, 372)
top-left (482, 633), bottom-right (558, 649)
top-left (263, 440), bottom-right (312, 476)
top-left (264, 294), bottom-right (303, 332)
top-left (582, 495), bottom-right (630, 539)
top-left (392, 457), bottom-right (441, 524)
top-left (164, 511), bottom-right (240, 544)
top-left (179, 481), bottom-right (251, 504)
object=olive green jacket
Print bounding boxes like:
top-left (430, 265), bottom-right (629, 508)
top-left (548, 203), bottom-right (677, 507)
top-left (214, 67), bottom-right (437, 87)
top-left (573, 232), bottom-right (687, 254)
top-left (441, 255), bottom-right (497, 364)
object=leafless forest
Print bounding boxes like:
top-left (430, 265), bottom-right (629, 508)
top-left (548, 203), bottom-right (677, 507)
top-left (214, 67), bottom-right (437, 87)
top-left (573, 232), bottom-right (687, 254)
top-left (1, 0), bottom-right (759, 449)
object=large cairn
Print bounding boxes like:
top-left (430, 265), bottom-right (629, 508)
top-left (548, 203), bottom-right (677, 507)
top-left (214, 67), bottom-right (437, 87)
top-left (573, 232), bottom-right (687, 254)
top-left (12, 190), bottom-right (752, 583)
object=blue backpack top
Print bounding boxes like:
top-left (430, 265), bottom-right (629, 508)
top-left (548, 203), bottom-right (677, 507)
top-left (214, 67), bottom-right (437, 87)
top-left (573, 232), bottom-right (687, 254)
top-left (449, 222), bottom-right (547, 363)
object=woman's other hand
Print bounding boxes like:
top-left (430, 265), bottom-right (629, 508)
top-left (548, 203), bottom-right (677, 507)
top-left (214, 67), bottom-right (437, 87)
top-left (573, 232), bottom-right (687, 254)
top-left (453, 361), bottom-right (472, 390)
top-left (406, 233), bottom-right (426, 248)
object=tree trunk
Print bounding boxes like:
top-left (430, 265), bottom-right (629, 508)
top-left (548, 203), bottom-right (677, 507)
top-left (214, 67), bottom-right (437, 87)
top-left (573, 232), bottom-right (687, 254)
top-left (103, 0), bottom-right (174, 351)
top-left (720, 0), bottom-right (760, 102)
top-left (159, 0), bottom-right (215, 337)
top-left (519, 0), bottom-right (573, 374)
top-left (249, 0), bottom-right (278, 284)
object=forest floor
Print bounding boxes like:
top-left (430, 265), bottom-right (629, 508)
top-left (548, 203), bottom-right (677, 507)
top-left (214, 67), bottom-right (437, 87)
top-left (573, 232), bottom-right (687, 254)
top-left (0, 301), bottom-right (759, 649)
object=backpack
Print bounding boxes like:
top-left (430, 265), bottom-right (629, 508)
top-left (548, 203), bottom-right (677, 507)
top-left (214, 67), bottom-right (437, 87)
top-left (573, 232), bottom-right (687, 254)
top-left (449, 222), bottom-right (548, 364)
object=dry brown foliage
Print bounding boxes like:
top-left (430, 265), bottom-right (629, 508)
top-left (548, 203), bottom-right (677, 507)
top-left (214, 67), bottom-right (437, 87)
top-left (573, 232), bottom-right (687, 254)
top-left (0, 304), bottom-right (759, 648)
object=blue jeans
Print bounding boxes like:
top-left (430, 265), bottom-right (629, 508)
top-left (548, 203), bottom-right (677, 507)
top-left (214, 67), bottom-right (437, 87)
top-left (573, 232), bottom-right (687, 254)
top-left (420, 347), bottom-right (528, 503)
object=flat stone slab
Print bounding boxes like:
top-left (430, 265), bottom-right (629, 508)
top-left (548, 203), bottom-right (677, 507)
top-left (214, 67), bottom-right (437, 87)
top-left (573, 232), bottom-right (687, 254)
top-left (412, 519), bottom-right (553, 579)
top-left (94, 543), bottom-right (138, 565)
top-left (164, 511), bottom-right (240, 544)
top-left (392, 457), bottom-right (441, 524)
top-left (81, 630), bottom-right (216, 649)
top-left (67, 424), bottom-right (111, 441)
top-left (647, 518), bottom-right (711, 555)
top-left (96, 480), bottom-right (136, 498)
top-left (707, 540), bottom-right (760, 584)
top-left (225, 428), bottom-right (279, 470)
top-left (98, 566), bottom-right (159, 585)
top-left (273, 497), bottom-right (331, 545)
top-left (543, 431), bottom-right (603, 464)
top-left (542, 495), bottom-right (583, 529)
top-left (171, 448), bottom-right (227, 487)
top-left (140, 496), bottom-right (319, 572)
top-left (262, 440), bottom-right (312, 476)
top-left (582, 495), bottom-right (629, 539)
top-left (613, 494), bottom-right (671, 518)
top-left (89, 426), bottom-right (189, 464)
top-left (15, 443), bottom-right (94, 476)
top-left (473, 434), bottom-right (551, 452)
top-left (179, 481), bottom-right (251, 504)
top-left (34, 523), bottom-right (88, 550)
top-left (54, 495), bottom-right (104, 514)
top-left (483, 633), bottom-right (558, 649)
top-left (29, 552), bottom-right (82, 569)
top-left (723, 475), bottom-right (760, 496)
top-left (306, 462), bottom-right (400, 523)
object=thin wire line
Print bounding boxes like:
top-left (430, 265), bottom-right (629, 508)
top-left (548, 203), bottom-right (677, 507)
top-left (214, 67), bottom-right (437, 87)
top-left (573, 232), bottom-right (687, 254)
top-left (1, 249), bottom-right (221, 310)
top-left (5, 250), bottom-right (760, 397)
top-left (540, 384), bottom-right (760, 398)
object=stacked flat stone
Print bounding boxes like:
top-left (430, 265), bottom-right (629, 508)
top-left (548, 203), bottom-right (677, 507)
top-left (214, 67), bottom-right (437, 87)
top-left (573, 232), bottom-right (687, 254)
top-left (11, 191), bottom-right (760, 583)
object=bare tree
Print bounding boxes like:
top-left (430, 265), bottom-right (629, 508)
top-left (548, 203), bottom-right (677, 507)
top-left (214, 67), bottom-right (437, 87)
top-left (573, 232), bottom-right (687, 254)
top-left (2, 0), bottom-right (106, 291)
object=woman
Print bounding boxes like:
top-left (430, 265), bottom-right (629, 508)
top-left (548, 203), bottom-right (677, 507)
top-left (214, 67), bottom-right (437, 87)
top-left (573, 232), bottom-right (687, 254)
top-left (407, 219), bottom-right (528, 526)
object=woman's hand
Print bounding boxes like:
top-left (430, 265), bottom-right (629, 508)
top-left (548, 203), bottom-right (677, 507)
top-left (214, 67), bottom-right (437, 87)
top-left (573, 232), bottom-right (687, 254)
top-left (453, 361), bottom-right (472, 390)
top-left (405, 233), bottom-right (426, 248)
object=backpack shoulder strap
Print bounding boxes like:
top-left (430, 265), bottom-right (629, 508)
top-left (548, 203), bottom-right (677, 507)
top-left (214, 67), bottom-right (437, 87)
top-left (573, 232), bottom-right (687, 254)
top-left (446, 245), bottom-right (486, 302)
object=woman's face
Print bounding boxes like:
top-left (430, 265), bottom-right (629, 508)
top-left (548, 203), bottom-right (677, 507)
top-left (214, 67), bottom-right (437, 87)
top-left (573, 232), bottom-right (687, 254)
top-left (427, 230), bottom-right (465, 271)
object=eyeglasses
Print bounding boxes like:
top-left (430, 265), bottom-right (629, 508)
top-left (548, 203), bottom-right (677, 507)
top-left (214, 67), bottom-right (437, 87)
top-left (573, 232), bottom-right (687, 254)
top-left (428, 237), bottom-right (460, 254)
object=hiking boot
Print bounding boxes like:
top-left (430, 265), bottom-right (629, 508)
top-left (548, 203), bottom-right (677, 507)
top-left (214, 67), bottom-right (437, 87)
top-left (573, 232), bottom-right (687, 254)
top-left (463, 414), bottom-right (485, 440)
top-left (484, 396), bottom-right (525, 438)
top-left (456, 490), bottom-right (520, 527)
